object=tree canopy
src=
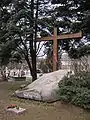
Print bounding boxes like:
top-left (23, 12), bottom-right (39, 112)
top-left (0, 0), bottom-right (90, 77)
top-left (44, 0), bottom-right (90, 61)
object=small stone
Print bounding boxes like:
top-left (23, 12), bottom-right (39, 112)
top-left (20, 84), bottom-right (26, 89)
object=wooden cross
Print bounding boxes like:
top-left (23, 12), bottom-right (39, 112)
top-left (37, 28), bottom-right (82, 71)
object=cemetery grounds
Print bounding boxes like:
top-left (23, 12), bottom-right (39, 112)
top-left (0, 81), bottom-right (90, 120)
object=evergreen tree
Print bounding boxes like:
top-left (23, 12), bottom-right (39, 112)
top-left (0, 0), bottom-right (90, 76)
top-left (44, 0), bottom-right (90, 61)
top-left (0, 0), bottom-right (50, 80)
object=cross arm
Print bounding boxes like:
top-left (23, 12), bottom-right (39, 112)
top-left (57, 31), bottom-right (82, 40)
top-left (37, 31), bottom-right (82, 42)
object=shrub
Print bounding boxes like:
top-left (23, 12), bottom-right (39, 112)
top-left (57, 72), bottom-right (90, 109)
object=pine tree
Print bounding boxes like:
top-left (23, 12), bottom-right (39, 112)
top-left (44, 0), bottom-right (90, 60)
top-left (0, 0), bottom-right (51, 80)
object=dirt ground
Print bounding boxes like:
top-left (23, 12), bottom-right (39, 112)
top-left (0, 81), bottom-right (90, 120)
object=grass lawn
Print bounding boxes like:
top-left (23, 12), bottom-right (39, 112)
top-left (0, 81), bottom-right (90, 120)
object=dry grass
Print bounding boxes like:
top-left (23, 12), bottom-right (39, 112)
top-left (0, 81), bottom-right (90, 120)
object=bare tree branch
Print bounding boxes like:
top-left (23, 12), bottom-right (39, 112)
top-left (36, 41), bottom-right (46, 56)
top-left (37, 51), bottom-right (47, 57)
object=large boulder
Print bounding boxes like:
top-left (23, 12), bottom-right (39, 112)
top-left (15, 70), bottom-right (69, 102)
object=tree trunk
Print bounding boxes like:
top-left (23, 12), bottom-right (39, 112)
top-left (1, 66), bottom-right (7, 81)
top-left (25, 55), bottom-right (37, 81)
top-left (29, 0), bottom-right (37, 81)
top-left (32, 0), bottom-right (39, 80)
